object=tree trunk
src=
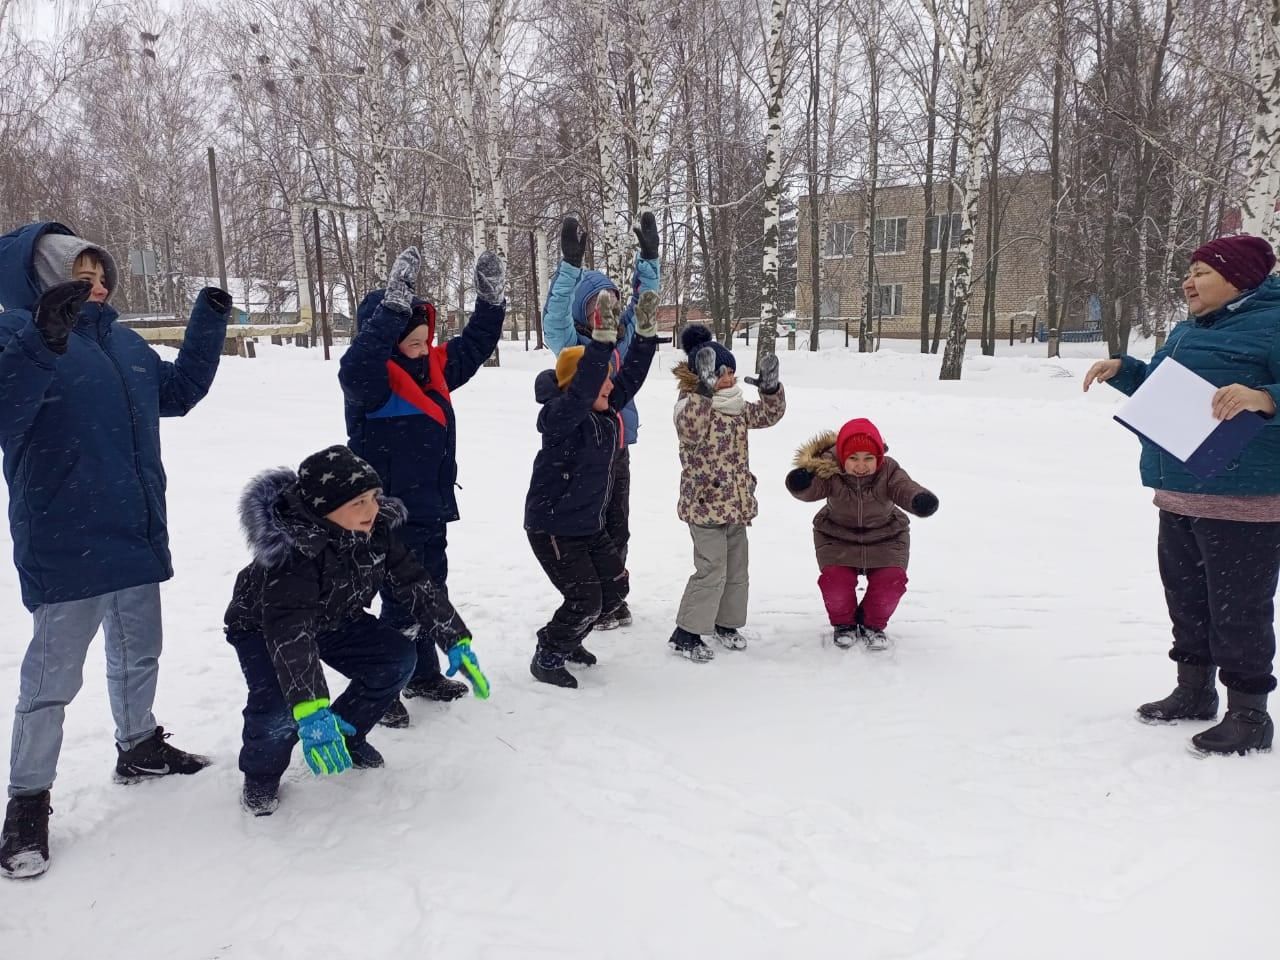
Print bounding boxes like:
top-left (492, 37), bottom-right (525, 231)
top-left (919, 29), bottom-right (941, 353)
top-left (1242, 2), bottom-right (1280, 244)
top-left (757, 0), bottom-right (788, 369)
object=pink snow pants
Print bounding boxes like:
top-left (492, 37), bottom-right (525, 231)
top-left (818, 565), bottom-right (908, 630)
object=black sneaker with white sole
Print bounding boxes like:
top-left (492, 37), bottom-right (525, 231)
top-left (669, 627), bottom-right (715, 663)
top-left (114, 727), bottom-right (212, 784)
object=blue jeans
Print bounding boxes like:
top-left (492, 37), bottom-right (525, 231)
top-left (379, 523), bottom-right (448, 685)
top-left (8, 584), bottom-right (163, 797)
top-left (228, 614), bottom-right (416, 779)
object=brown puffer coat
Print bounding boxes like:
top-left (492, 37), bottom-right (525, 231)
top-left (673, 364), bottom-right (786, 526)
top-left (788, 431), bottom-right (932, 570)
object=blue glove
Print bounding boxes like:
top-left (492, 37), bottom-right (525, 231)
top-left (446, 637), bottom-right (490, 700)
top-left (293, 702), bottom-right (355, 776)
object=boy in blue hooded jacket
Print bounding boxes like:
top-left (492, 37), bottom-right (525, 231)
top-left (541, 214), bottom-right (660, 630)
top-left (0, 222), bottom-right (231, 879)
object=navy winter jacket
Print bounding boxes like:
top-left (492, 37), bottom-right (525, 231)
top-left (1109, 276), bottom-right (1280, 495)
top-left (339, 291), bottom-right (505, 532)
top-left (0, 222), bottom-right (227, 610)
top-left (524, 335), bottom-right (658, 536)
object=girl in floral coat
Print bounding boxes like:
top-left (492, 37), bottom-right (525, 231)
top-left (670, 326), bottom-right (785, 661)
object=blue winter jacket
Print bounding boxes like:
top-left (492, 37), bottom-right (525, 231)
top-left (524, 335), bottom-right (658, 536)
top-left (1108, 275), bottom-right (1280, 495)
top-left (542, 255), bottom-right (660, 445)
top-left (0, 221), bottom-right (228, 610)
top-left (340, 291), bottom-right (505, 532)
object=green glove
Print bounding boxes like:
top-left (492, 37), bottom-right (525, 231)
top-left (446, 638), bottom-right (491, 699)
top-left (293, 700), bottom-right (355, 776)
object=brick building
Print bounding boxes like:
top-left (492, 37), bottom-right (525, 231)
top-left (797, 171), bottom-right (1052, 339)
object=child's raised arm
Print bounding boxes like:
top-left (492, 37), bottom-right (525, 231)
top-left (885, 463), bottom-right (939, 517)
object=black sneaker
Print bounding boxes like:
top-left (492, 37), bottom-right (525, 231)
top-left (378, 698), bottom-right (411, 729)
top-left (115, 727), bottom-right (212, 784)
top-left (832, 624), bottom-right (858, 649)
top-left (241, 777), bottom-right (280, 817)
top-left (531, 647), bottom-right (578, 688)
top-left (566, 644), bottom-right (598, 666)
top-left (403, 676), bottom-right (470, 702)
top-left (594, 602), bottom-right (633, 631)
top-left (1190, 691), bottom-right (1274, 757)
top-left (668, 627), bottom-right (715, 663)
top-left (347, 738), bottom-right (385, 769)
top-left (1, 792), bottom-right (51, 880)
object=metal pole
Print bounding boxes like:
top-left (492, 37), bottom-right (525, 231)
top-left (313, 209), bottom-right (333, 361)
top-left (208, 148), bottom-right (229, 292)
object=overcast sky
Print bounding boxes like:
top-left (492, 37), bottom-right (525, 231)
top-left (15, 0), bottom-right (188, 39)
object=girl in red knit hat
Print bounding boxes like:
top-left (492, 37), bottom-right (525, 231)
top-left (786, 418), bottom-right (939, 649)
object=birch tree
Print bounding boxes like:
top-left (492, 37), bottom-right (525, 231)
top-left (757, 0), bottom-right (790, 365)
top-left (1240, 0), bottom-right (1280, 244)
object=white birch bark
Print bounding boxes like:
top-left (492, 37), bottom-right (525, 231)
top-left (481, 0), bottom-right (509, 261)
top-left (757, 0), bottom-right (789, 366)
top-left (595, 0), bottom-right (628, 284)
top-left (635, 0), bottom-right (658, 216)
top-left (1241, 1), bottom-right (1280, 244)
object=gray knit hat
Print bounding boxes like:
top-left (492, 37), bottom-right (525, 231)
top-left (33, 233), bottom-right (119, 299)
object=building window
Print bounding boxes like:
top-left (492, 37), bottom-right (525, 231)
top-left (874, 284), bottom-right (904, 317)
top-left (825, 221), bottom-right (857, 258)
top-left (926, 280), bottom-right (957, 313)
top-left (926, 212), bottom-right (963, 252)
top-left (874, 217), bottom-right (908, 254)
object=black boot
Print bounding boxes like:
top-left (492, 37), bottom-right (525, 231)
top-left (832, 624), bottom-right (858, 649)
top-left (403, 675), bottom-right (469, 702)
top-left (1, 792), bottom-right (51, 879)
top-left (1190, 690), bottom-right (1274, 757)
top-left (668, 627), bottom-right (715, 663)
top-left (566, 644), bottom-right (598, 666)
top-left (115, 727), bottom-right (212, 783)
top-left (1136, 664), bottom-right (1220, 724)
top-left (530, 647), bottom-right (578, 688)
top-left (594, 602), bottom-right (633, 631)
top-left (347, 738), bottom-right (386, 769)
top-left (378, 698), bottom-right (411, 729)
top-left (241, 777), bottom-right (280, 817)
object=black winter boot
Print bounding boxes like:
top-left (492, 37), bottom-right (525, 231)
top-left (594, 602), bottom-right (633, 631)
top-left (566, 644), bottom-right (598, 666)
top-left (378, 698), bottom-right (411, 729)
top-left (668, 627), bottom-right (715, 663)
top-left (1189, 690), bottom-right (1274, 757)
top-left (241, 777), bottom-right (280, 817)
top-left (1136, 664), bottom-right (1220, 724)
top-left (531, 647), bottom-right (578, 688)
top-left (347, 738), bottom-right (385, 769)
top-left (403, 675), bottom-right (469, 702)
top-left (115, 727), bottom-right (212, 783)
top-left (832, 624), bottom-right (858, 649)
top-left (1, 792), bottom-right (51, 879)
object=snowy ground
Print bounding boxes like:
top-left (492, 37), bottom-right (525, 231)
top-left (2, 333), bottom-right (1277, 959)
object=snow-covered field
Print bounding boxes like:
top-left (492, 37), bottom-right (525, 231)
top-left (3, 334), bottom-right (1277, 959)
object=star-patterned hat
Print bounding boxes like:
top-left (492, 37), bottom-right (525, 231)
top-left (295, 445), bottom-right (383, 517)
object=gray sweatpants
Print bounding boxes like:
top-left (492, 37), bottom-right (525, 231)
top-left (676, 523), bottom-right (749, 636)
top-left (8, 583), bottom-right (163, 797)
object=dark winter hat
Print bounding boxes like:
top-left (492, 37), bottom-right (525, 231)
top-left (1190, 234), bottom-right (1276, 292)
top-left (680, 323), bottom-right (736, 373)
top-left (399, 299), bottom-right (437, 344)
top-left (836, 418), bottom-right (886, 469)
top-left (295, 445), bottom-right (382, 517)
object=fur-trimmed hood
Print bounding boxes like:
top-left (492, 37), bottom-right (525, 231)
top-left (793, 431), bottom-right (843, 478)
top-left (238, 466), bottom-right (407, 569)
top-left (672, 362), bottom-right (700, 395)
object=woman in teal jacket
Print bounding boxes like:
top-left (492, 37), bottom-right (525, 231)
top-left (1084, 234), bottom-right (1280, 757)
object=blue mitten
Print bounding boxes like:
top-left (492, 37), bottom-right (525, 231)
top-left (293, 701), bottom-right (355, 776)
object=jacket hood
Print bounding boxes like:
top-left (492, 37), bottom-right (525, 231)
top-left (357, 289), bottom-right (437, 344)
top-left (534, 368), bottom-right (561, 404)
top-left (1196, 274), bottom-right (1280, 326)
top-left (239, 466), bottom-right (407, 568)
top-left (793, 431), bottom-right (842, 478)
top-left (0, 221), bottom-right (78, 314)
top-left (672, 362), bottom-right (700, 395)
top-left (570, 269), bottom-right (620, 330)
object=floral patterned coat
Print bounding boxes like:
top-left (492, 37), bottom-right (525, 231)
top-left (673, 364), bottom-right (786, 526)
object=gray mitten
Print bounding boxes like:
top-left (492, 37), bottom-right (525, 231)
top-left (592, 292), bottom-right (619, 345)
top-left (693, 346), bottom-right (719, 397)
top-left (635, 290), bottom-right (659, 338)
top-left (474, 251), bottom-right (506, 305)
top-left (744, 353), bottom-right (780, 394)
top-left (384, 246), bottom-right (421, 314)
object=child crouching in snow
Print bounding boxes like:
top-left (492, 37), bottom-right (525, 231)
top-left (524, 289), bottom-right (661, 688)
top-left (670, 326), bottom-right (785, 662)
top-left (223, 445), bottom-right (487, 816)
top-left (785, 419), bottom-right (938, 649)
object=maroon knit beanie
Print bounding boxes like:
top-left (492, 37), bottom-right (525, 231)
top-left (1189, 235), bottom-right (1276, 292)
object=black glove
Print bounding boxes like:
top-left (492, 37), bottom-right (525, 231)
top-left (561, 217), bottom-right (587, 268)
top-left (744, 353), bottom-right (780, 394)
top-left (633, 211), bottom-right (659, 260)
top-left (474, 251), bottom-right (506, 305)
top-left (785, 468), bottom-right (814, 493)
top-left (693, 346), bottom-right (719, 397)
top-left (33, 280), bottom-right (92, 355)
top-left (912, 492), bottom-right (939, 517)
top-left (201, 287), bottom-right (233, 314)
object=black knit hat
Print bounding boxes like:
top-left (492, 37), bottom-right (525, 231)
top-left (296, 445), bottom-right (382, 517)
